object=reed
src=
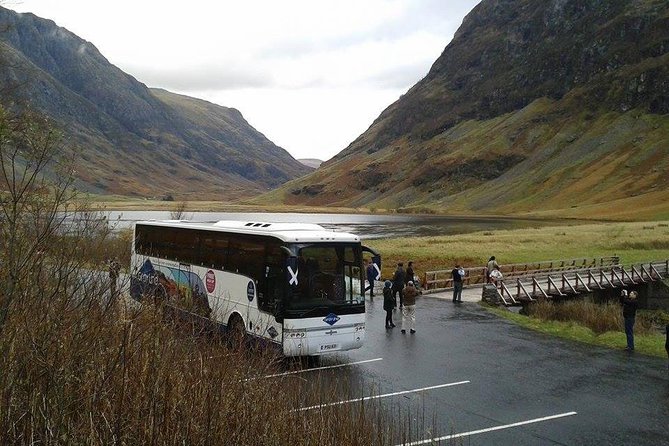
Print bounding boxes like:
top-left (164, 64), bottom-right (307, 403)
top-left (526, 300), bottom-right (657, 335)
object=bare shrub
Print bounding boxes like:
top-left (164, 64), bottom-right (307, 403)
top-left (0, 106), bottom-right (394, 444)
top-left (169, 200), bottom-right (191, 220)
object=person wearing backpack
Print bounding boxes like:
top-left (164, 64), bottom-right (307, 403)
top-left (392, 263), bottom-right (406, 309)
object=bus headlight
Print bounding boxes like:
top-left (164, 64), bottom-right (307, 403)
top-left (354, 323), bottom-right (365, 332)
top-left (287, 331), bottom-right (306, 338)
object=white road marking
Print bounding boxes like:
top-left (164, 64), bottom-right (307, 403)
top-left (401, 411), bottom-right (578, 446)
top-left (296, 380), bottom-right (470, 412)
top-left (248, 357), bottom-right (384, 381)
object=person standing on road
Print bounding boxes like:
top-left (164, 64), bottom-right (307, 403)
top-left (392, 263), bottom-right (406, 309)
top-left (405, 261), bottom-right (415, 285)
top-left (620, 290), bottom-right (638, 351)
top-left (486, 256), bottom-right (499, 283)
top-left (401, 281), bottom-right (419, 334)
top-left (364, 259), bottom-right (377, 299)
top-left (452, 263), bottom-right (465, 303)
top-left (383, 280), bottom-right (395, 329)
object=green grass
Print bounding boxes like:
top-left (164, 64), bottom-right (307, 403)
top-left (485, 305), bottom-right (667, 358)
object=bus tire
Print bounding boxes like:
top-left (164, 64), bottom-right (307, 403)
top-left (228, 313), bottom-right (246, 347)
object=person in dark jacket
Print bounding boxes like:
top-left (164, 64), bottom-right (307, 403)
top-left (392, 263), bottom-right (406, 309)
top-left (620, 290), bottom-right (638, 351)
top-left (452, 264), bottom-right (464, 303)
top-left (405, 261), bottom-right (415, 285)
top-left (383, 280), bottom-right (395, 329)
top-left (364, 259), bottom-right (377, 299)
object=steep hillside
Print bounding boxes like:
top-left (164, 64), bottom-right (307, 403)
top-left (272, 0), bottom-right (669, 219)
top-left (0, 7), bottom-right (310, 199)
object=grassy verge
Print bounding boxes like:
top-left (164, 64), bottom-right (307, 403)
top-left (484, 305), bottom-right (667, 358)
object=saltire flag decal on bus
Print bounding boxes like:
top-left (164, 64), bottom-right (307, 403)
top-left (287, 257), bottom-right (299, 285)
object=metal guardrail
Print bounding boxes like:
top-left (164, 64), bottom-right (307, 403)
top-left (423, 256), bottom-right (620, 293)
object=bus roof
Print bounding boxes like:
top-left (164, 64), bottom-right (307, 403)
top-left (135, 220), bottom-right (361, 243)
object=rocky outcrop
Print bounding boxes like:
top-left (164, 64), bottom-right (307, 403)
top-left (276, 0), bottom-right (669, 218)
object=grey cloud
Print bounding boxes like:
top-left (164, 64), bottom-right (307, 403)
top-left (257, 0), bottom-right (481, 59)
top-left (126, 64), bottom-right (275, 91)
top-left (362, 63), bottom-right (430, 89)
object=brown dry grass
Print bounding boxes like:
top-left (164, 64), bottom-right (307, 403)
top-left (526, 300), bottom-right (658, 335)
top-left (0, 259), bottom-right (397, 445)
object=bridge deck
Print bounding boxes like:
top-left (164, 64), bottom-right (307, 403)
top-left (423, 259), bottom-right (669, 307)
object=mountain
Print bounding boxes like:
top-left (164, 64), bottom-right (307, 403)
top-left (298, 158), bottom-right (323, 169)
top-left (271, 0), bottom-right (669, 219)
top-left (0, 7), bottom-right (311, 199)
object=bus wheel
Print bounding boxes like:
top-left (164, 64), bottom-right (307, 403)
top-left (228, 314), bottom-right (246, 347)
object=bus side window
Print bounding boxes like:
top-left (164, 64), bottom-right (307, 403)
top-left (261, 244), bottom-right (284, 313)
top-left (200, 231), bottom-right (228, 270)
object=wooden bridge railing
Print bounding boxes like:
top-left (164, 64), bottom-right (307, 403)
top-left (492, 260), bottom-right (669, 306)
top-left (423, 256), bottom-right (620, 292)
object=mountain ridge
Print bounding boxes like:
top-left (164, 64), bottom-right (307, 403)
top-left (0, 7), bottom-right (311, 199)
top-left (269, 0), bottom-right (669, 219)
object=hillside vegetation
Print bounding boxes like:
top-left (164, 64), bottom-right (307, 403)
top-left (264, 0), bottom-right (669, 220)
top-left (0, 7), bottom-right (311, 200)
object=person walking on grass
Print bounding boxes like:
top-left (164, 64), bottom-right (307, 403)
top-left (620, 290), bottom-right (638, 351)
top-left (401, 281), bottom-right (419, 334)
top-left (452, 263), bottom-right (465, 303)
top-left (383, 280), bottom-right (395, 329)
top-left (392, 263), bottom-right (406, 309)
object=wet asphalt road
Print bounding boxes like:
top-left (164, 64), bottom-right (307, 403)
top-left (306, 294), bottom-right (669, 445)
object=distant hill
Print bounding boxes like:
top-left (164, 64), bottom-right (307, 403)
top-left (269, 0), bottom-right (669, 219)
top-left (0, 7), bottom-right (311, 199)
top-left (298, 158), bottom-right (323, 169)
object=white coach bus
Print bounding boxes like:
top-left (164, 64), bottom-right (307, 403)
top-left (129, 220), bottom-right (381, 357)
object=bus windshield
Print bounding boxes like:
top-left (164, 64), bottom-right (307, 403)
top-left (285, 244), bottom-right (363, 313)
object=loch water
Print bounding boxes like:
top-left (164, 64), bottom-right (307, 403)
top-left (104, 211), bottom-right (587, 239)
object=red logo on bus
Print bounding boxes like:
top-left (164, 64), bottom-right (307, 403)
top-left (205, 270), bottom-right (216, 293)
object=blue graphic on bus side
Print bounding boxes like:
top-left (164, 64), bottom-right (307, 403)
top-left (130, 258), bottom-right (211, 317)
top-left (247, 281), bottom-right (255, 302)
top-left (323, 313), bottom-right (340, 326)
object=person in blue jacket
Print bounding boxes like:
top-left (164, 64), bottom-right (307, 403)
top-left (364, 259), bottom-right (377, 299)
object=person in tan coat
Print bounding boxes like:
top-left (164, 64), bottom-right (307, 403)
top-left (401, 281), bottom-right (419, 334)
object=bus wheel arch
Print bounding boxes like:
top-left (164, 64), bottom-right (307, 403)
top-left (227, 312), bottom-right (246, 346)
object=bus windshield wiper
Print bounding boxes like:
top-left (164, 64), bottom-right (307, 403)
top-left (297, 306), bottom-right (332, 318)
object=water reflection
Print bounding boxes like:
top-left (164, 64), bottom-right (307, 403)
top-left (102, 211), bottom-right (586, 239)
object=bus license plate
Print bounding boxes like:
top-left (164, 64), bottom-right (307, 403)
top-left (320, 343), bottom-right (338, 351)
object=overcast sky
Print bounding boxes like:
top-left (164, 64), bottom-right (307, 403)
top-left (9, 0), bottom-right (480, 161)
